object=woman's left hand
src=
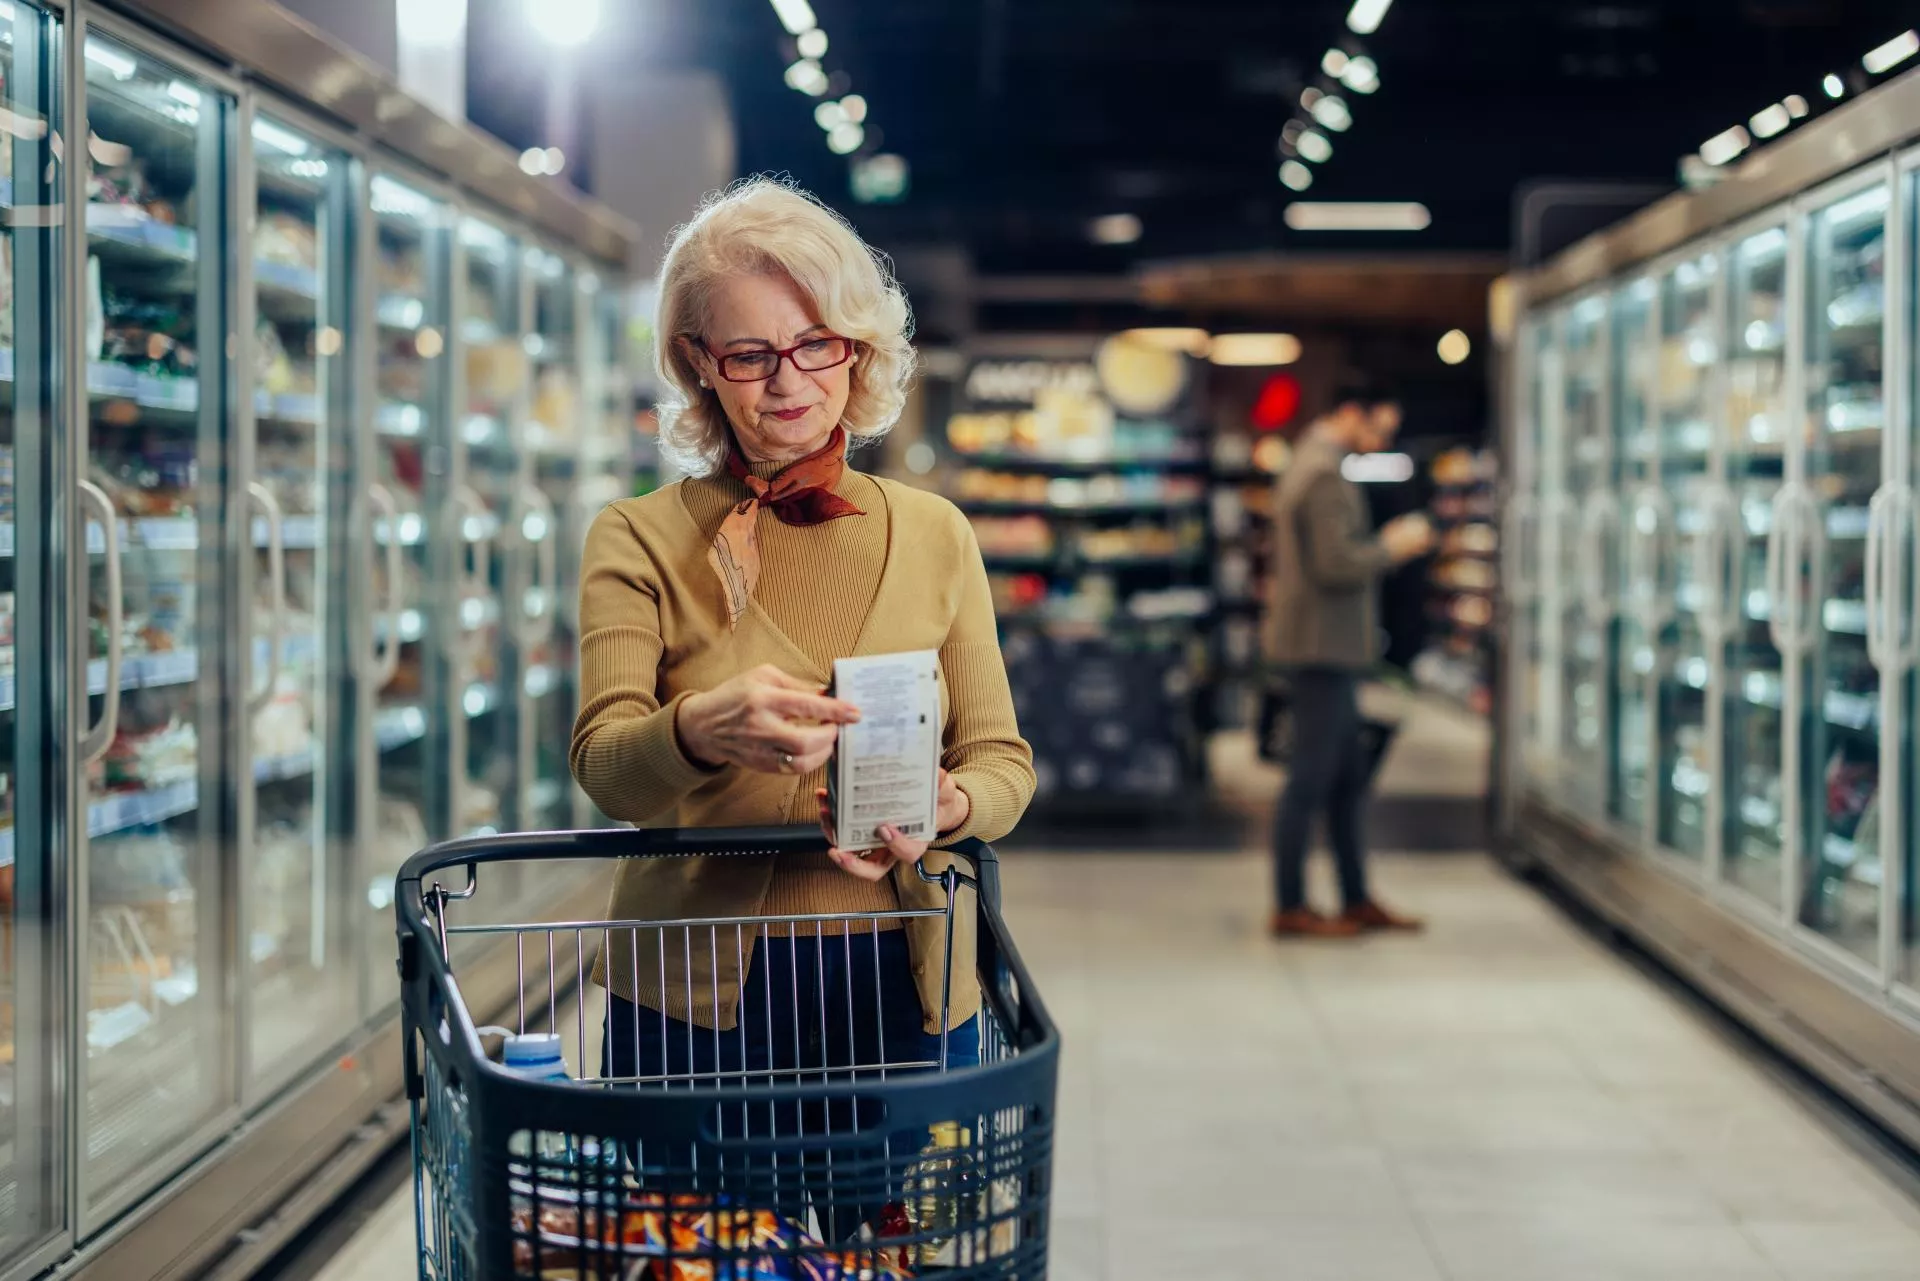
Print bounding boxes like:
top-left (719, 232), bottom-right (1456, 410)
top-left (815, 769), bottom-right (971, 883)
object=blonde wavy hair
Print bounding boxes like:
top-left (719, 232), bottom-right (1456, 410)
top-left (654, 177), bottom-right (916, 476)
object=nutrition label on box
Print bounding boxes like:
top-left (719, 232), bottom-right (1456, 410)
top-left (829, 650), bottom-right (941, 849)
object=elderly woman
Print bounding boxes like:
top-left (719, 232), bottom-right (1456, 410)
top-left (571, 178), bottom-right (1035, 1093)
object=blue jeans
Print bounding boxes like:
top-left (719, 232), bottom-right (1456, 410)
top-left (600, 929), bottom-right (979, 1240)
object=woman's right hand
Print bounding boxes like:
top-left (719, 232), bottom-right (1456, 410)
top-left (674, 664), bottom-right (860, 776)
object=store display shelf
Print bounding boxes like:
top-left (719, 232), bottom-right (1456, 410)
top-left (958, 499), bottom-right (1206, 517)
top-left (376, 703), bottom-right (428, 751)
top-left (377, 400), bottom-right (427, 438)
top-left (957, 451), bottom-right (1205, 473)
top-left (462, 413), bottom-right (510, 449)
top-left (1079, 551), bottom-right (1208, 570)
top-left (0, 650), bottom-right (201, 712)
top-left (375, 607), bottom-right (427, 645)
top-left (253, 388), bottom-right (321, 425)
top-left (1822, 598), bottom-right (1869, 636)
top-left (86, 780), bottom-right (200, 841)
top-left (254, 260), bottom-right (319, 302)
top-left (88, 363), bottom-right (199, 418)
top-left (88, 209), bottom-right (197, 267)
top-left (72, 516), bottom-right (324, 554)
top-left (254, 745), bottom-right (317, 784)
top-left (981, 553), bottom-right (1060, 570)
top-left (377, 294), bottom-right (429, 331)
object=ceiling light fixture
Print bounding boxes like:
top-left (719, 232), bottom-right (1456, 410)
top-left (526, 0), bottom-right (602, 48)
top-left (769, 0), bottom-right (817, 36)
top-left (1437, 329), bottom-right (1472, 364)
top-left (1822, 72), bottom-right (1845, 98)
top-left (1699, 124), bottom-right (1751, 166)
top-left (1296, 129), bottom-right (1333, 163)
top-left (1279, 161), bottom-right (1313, 191)
top-left (840, 93), bottom-right (868, 124)
top-left (814, 100), bottom-right (845, 130)
top-left (1345, 0), bottom-right (1393, 36)
top-left (1122, 327), bottom-right (1212, 357)
top-left (796, 27), bottom-right (828, 59)
top-left (518, 146), bottom-right (544, 175)
top-left (1210, 333), bottom-right (1302, 367)
top-left (84, 41), bottom-right (138, 81)
top-left (1321, 48), bottom-right (1350, 77)
top-left (1749, 102), bottom-right (1790, 139)
top-left (1089, 213), bottom-right (1144, 245)
top-left (1340, 55), bottom-right (1379, 94)
top-left (826, 121), bottom-right (865, 155)
top-left (1310, 94), bottom-right (1353, 131)
top-left (1783, 94), bottom-right (1809, 118)
top-left (784, 57), bottom-right (828, 95)
top-left (1284, 201), bottom-right (1431, 231)
top-left (253, 118), bottom-right (312, 156)
top-left (1862, 29), bottom-right (1918, 74)
top-left (1300, 86), bottom-right (1324, 111)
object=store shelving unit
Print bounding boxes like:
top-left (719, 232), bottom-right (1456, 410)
top-left (0, 3), bottom-right (640, 1275)
top-left (946, 357), bottom-right (1211, 804)
top-left (1414, 446), bottom-right (1499, 713)
top-left (1501, 66), bottom-right (1920, 1159)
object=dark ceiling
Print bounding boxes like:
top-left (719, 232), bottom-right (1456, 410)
top-left (470, 0), bottom-right (1918, 274)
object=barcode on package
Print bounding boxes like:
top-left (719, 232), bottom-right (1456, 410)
top-left (894, 822), bottom-right (925, 837)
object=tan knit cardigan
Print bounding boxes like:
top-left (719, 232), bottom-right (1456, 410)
top-left (571, 467), bottom-right (1035, 1033)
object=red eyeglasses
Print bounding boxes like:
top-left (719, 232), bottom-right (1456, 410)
top-left (699, 335), bottom-right (856, 383)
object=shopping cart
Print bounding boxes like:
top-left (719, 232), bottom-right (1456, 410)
top-left (396, 825), bottom-right (1060, 1279)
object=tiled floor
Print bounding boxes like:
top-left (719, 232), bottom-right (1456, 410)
top-left (297, 715), bottom-right (1920, 1281)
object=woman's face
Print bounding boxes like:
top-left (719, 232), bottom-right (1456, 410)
top-left (687, 272), bottom-right (853, 465)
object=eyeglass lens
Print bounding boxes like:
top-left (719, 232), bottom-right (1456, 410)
top-left (719, 337), bottom-right (851, 382)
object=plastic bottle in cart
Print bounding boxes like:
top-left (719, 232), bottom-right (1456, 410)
top-left (499, 1033), bottom-right (573, 1165)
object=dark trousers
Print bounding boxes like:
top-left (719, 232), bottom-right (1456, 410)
top-left (601, 929), bottom-right (980, 1241)
top-left (1273, 667), bottom-right (1373, 912)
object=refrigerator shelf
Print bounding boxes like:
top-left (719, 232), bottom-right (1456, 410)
top-left (376, 294), bottom-right (428, 331)
top-left (375, 704), bottom-right (428, 751)
top-left (84, 780), bottom-right (200, 842)
top-left (253, 389), bottom-right (321, 426)
top-left (0, 650), bottom-right (201, 712)
top-left (254, 260), bottom-right (320, 304)
top-left (87, 209), bottom-right (198, 268)
top-left (254, 746), bottom-right (317, 784)
top-left (87, 363), bottom-right (199, 418)
top-left (376, 400), bottom-right (427, 438)
top-left (1821, 598), bottom-right (1869, 636)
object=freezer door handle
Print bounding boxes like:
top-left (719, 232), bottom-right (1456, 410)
top-left (367, 482), bottom-right (405, 686)
top-left (449, 485), bottom-right (492, 664)
top-left (1878, 482), bottom-right (1918, 671)
top-left (1864, 486), bottom-right (1889, 670)
top-left (1693, 485), bottom-right (1739, 642)
top-left (247, 482), bottom-right (289, 716)
top-left (1506, 492), bottom-right (1536, 603)
top-left (523, 485), bottom-right (560, 646)
top-left (77, 480), bottom-right (123, 765)
top-left (1578, 490), bottom-right (1616, 623)
top-left (1777, 484), bottom-right (1822, 656)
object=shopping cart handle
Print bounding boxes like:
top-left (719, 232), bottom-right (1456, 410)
top-left (397, 825), bottom-right (1002, 908)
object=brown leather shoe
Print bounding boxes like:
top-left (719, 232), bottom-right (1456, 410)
top-left (1270, 908), bottom-right (1362, 938)
top-left (1343, 900), bottom-right (1425, 932)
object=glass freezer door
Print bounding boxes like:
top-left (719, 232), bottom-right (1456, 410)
top-left (1612, 280), bottom-right (1656, 831)
top-left (0, 3), bottom-right (64, 1263)
top-left (363, 171), bottom-right (449, 986)
top-left (523, 248), bottom-right (575, 830)
top-left (242, 112), bottom-right (353, 1090)
top-left (455, 216), bottom-right (522, 839)
top-left (1798, 180), bottom-right (1888, 965)
top-left (1652, 252), bottom-right (1719, 861)
top-left (79, 29), bottom-right (233, 1212)
top-left (1557, 297), bottom-right (1611, 821)
top-left (1722, 224), bottom-right (1791, 907)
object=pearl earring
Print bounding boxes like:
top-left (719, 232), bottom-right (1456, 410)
top-left (699, 378), bottom-right (709, 387)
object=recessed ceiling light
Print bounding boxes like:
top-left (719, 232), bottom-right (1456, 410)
top-left (1090, 213), bottom-right (1143, 245)
top-left (1296, 129), bottom-right (1333, 163)
top-left (1862, 29), bottom-right (1918, 75)
top-left (796, 27), bottom-right (828, 59)
top-left (1822, 72), bottom-right (1845, 98)
top-left (1122, 327), bottom-right (1212, 357)
top-left (1284, 201), bottom-right (1430, 231)
top-left (1279, 161), bottom-right (1313, 191)
top-left (1346, 0), bottom-right (1393, 36)
top-left (1437, 329), bottom-right (1472, 365)
top-left (1209, 333), bottom-right (1301, 366)
top-left (1699, 124), bottom-right (1751, 166)
top-left (1749, 103), bottom-right (1790, 139)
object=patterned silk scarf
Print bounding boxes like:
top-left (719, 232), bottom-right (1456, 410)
top-left (708, 425), bottom-right (866, 628)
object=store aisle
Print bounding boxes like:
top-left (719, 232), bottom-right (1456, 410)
top-left (293, 724), bottom-right (1920, 1281)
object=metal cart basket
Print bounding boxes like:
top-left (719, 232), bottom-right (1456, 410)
top-left (397, 826), bottom-right (1060, 1280)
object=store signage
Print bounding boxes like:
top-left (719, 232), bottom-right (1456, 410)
top-left (963, 359), bottom-right (1098, 406)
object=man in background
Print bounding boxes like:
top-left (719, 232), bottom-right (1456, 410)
top-left (1266, 390), bottom-right (1435, 937)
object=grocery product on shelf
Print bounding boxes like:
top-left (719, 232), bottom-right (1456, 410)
top-left (1412, 445), bottom-right (1498, 715)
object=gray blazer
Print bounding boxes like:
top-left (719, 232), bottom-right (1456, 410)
top-left (1264, 434), bottom-right (1391, 670)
